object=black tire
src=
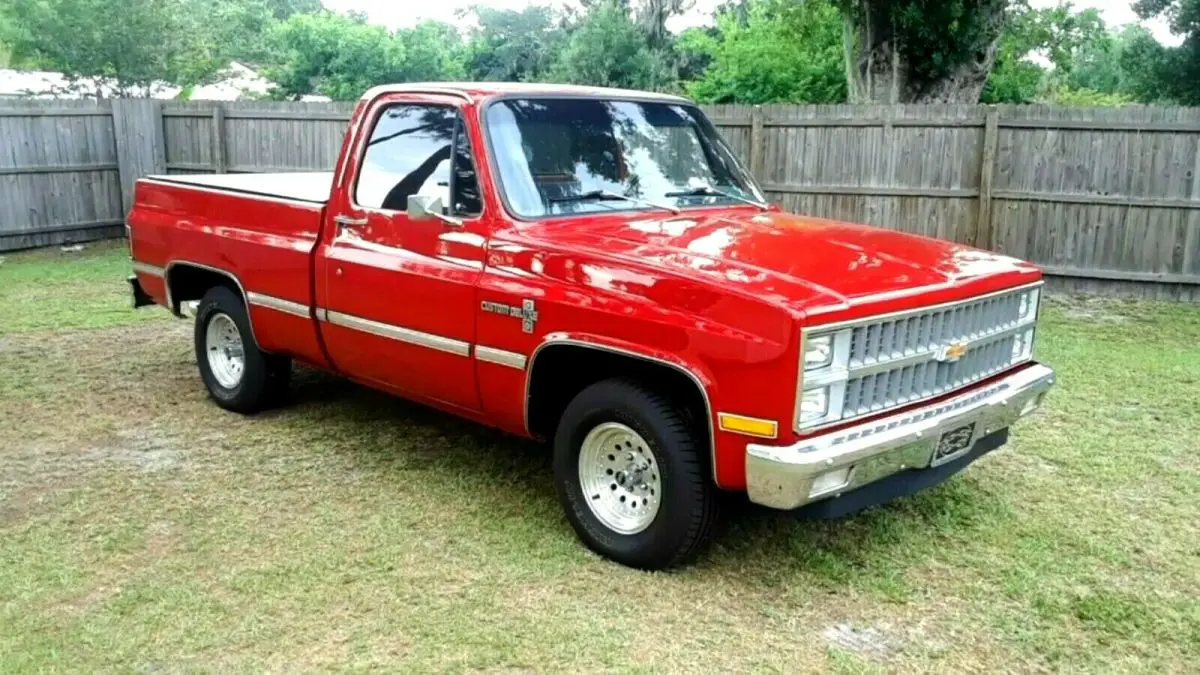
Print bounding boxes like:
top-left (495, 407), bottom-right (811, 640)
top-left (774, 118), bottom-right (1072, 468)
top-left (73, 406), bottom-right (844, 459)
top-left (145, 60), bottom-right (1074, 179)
top-left (194, 286), bottom-right (290, 414)
top-left (554, 378), bottom-right (722, 570)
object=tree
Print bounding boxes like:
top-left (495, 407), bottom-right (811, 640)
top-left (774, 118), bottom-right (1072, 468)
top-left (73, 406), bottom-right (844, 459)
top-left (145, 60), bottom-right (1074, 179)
top-left (840, 0), bottom-right (1010, 103)
top-left (0, 0), bottom-right (228, 97)
top-left (201, 0), bottom-right (324, 66)
top-left (262, 11), bottom-right (407, 100)
top-left (982, 3), bottom-right (1044, 103)
top-left (682, 0), bottom-right (846, 103)
top-left (396, 20), bottom-right (467, 82)
top-left (983, 1), bottom-right (1110, 103)
top-left (464, 5), bottom-right (567, 82)
top-left (1134, 0), bottom-right (1200, 104)
top-left (634, 0), bottom-right (695, 50)
top-left (547, 1), bottom-right (668, 90)
top-left (262, 11), bottom-right (469, 100)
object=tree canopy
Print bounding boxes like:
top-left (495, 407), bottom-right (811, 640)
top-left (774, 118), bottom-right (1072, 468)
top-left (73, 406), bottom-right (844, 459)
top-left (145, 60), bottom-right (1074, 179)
top-left (1133, 0), bottom-right (1200, 104)
top-left (0, 0), bottom-right (1193, 106)
top-left (0, 0), bottom-right (228, 97)
top-left (679, 0), bottom-right (845, 104)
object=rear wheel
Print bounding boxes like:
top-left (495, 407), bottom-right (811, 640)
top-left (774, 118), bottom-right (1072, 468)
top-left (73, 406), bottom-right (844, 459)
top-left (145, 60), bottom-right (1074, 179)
top-left (194, 286), bottom-right (290, 413)
top-left (554, 378), bottom-right (721, 570)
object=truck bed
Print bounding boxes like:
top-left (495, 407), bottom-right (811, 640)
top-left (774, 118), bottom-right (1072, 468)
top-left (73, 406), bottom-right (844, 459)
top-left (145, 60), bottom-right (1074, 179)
top-left (129, 172), bottom-right (330, 367)
top-left (145, 171), bottom-right (333, 204)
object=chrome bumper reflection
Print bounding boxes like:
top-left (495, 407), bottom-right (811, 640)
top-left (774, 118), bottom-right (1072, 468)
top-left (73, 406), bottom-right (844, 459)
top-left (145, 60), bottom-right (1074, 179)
top-left (746, 363), bottom-right (1056, 510)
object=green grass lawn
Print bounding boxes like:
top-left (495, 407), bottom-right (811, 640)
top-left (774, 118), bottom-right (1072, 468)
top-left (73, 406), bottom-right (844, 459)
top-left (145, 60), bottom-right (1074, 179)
top-left (1, 241), bottom-right (1198, 672)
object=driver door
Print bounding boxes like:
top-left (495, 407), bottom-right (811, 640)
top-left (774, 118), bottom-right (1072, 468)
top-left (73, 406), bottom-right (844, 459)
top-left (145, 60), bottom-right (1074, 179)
top-left (316, 97), bottom-right (487, 412)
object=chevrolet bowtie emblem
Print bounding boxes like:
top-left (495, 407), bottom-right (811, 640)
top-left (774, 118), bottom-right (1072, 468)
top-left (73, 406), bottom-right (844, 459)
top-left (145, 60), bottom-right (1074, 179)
top-left (480, 299), bottom-right (539, 334)
top-left (936, 340), bottom-right (969, 363)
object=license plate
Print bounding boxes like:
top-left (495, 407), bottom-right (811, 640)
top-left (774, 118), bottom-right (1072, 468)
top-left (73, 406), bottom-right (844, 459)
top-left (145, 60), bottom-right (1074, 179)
top-left (933, 422), bottom-right (977, 463)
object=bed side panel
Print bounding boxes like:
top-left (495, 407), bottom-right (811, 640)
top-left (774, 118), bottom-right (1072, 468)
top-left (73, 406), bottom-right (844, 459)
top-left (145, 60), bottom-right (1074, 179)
top-left (128, 179), bottom-right (327, 366)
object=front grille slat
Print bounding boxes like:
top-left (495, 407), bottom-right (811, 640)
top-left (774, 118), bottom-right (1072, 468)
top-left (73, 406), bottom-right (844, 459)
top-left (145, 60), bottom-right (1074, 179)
top-left (835, 287), bottom-right (1035, 423)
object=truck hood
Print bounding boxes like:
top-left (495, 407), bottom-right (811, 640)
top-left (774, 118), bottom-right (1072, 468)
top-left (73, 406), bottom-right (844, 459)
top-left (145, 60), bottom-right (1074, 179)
top-left (531, 208), bottom-right (1041, 318)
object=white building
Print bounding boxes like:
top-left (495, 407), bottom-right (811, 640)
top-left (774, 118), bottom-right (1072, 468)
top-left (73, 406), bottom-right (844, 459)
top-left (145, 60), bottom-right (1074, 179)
top-left (0, 62), bottom-right (330, 101)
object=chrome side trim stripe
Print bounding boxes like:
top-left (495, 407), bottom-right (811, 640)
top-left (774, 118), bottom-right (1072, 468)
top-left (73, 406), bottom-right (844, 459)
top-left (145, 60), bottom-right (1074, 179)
top-left (475, 346), bottom-right (527, 370)
top-left (131, 261), bottom-right (165, 277)
top-left (324, 310), bottom-right (471, 357)
top-left (246, 292), bottom-right (310, 319)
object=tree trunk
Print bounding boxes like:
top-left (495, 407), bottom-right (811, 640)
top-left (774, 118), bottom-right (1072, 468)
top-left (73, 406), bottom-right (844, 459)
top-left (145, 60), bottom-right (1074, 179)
top-left (844, 0), bottom-right (1006, 104)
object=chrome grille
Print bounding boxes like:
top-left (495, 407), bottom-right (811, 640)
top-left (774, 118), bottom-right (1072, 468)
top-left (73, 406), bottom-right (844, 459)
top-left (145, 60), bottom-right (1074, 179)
top-left (796, 283), bottom-right (1041, 431)
top-left (847, 292), bottom-right (1021, 366)
top-left (841, 291), bottom-right (1026, 416)
top-left (842, 332), bottom-right (1018, 416)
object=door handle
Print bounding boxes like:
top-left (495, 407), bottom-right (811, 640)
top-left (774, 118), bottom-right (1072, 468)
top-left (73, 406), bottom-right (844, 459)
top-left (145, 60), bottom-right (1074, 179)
top-left (334, 215), bottom-right (368, 228)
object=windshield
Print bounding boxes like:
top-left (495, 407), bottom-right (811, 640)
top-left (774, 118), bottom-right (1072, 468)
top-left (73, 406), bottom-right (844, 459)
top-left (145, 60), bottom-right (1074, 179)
top-left (485, 98), bottom-right (766, 218)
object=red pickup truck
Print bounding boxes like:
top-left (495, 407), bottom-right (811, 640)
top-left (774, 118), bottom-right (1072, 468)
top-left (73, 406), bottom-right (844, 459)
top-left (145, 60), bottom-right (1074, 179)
top-left (127, 83), bottom-right (1055, 569)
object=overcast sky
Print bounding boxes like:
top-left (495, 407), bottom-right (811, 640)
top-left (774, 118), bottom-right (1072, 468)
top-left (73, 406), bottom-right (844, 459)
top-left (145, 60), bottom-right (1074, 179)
top-left (322, 0), bottom-right (1182, 45)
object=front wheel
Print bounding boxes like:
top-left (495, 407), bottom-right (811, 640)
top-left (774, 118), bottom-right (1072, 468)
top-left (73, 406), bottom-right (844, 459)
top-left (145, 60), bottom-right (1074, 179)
top-left (194, 286), bottom-right (290, 414)
top-left (554, 379), bottom-right (721, 570)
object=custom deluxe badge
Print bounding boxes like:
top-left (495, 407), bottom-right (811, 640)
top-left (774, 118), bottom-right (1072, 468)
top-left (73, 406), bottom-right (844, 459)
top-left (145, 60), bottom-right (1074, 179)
top-left (481, 299), bottom-right (539, 333)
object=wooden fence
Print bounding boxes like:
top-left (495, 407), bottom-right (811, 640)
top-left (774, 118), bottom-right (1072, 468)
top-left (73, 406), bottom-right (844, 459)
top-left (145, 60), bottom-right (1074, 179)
top-left (1, 99), bottom-right (1198, 300)
top-left (0, 100), bottom-right (126, 250)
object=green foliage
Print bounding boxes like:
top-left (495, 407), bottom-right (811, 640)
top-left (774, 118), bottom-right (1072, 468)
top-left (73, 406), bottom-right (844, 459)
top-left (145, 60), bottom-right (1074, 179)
top-left (1134, 0), bottom-right (1200, 104)
top-left (397, 21), bottom-right (467, 83)
top-left (261, 11), bottom-right (405, 100)
top-left (1135, 0), bottom-right (1200, 36)
top-left (547, 1), bottom-right (667, 90)
top-left (683, 0), bottom-right (846, 104)
top-left (837, 0), bottom-right (1008, 102)
top-left (1040, 85), bottom-right (1134, 105)
top-left (0, 0), bottom-right (228, 96)
top-left (982, 2), bottom-right (1184, 106)
top-left (0, 0), bottom-right (1187, 107)
top-left (202, 0), bottom-right (322, 66)
top-left (883, 0), bottom-right (1009, 83)
top-left (261, 12), bottom-right (467, 100)
top-left (464, 5), bottom-right (566, 82)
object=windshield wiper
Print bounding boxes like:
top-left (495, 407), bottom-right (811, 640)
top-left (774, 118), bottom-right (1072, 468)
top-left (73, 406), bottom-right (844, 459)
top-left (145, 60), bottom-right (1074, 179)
top-left (664, 185), bottom-right (769, 211)
top-left (548, 189), bottom-right (680, 215)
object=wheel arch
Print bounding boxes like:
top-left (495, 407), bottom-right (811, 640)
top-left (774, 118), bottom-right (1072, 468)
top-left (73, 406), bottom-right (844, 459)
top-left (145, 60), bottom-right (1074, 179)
top-left (524, 336), bottom-right (719, 486)
top-left (165, 260), bottom-right (260, 347)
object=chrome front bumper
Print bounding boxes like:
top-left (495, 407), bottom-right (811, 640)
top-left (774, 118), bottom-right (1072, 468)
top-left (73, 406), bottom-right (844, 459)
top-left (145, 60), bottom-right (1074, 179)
top-left (746, 363), bottom-right (1056, 510)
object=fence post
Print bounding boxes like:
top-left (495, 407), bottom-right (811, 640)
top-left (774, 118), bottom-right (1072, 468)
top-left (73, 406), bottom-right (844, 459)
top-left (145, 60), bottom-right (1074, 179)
top-left (211, 104), bottom-right (227, 173)
top-left (749, 105), bottom-right (765, 180)
top-left (111, 99), bottom-right (166, 212)
top-left (974, 106), bottom-right (999, 250)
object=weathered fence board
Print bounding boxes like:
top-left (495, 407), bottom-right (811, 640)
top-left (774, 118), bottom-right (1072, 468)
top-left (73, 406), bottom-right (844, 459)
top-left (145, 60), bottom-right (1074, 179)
top-left (111, 99), bottom-right (166, 212)
top-left (0, 99), bottom-right (125, 250)
top-left (2, 98), bottom-right (1199, 301)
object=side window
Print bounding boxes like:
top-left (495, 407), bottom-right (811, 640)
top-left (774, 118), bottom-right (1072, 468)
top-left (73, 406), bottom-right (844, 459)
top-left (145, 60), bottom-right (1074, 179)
top-left (356, 103), bottom-right (481, 217)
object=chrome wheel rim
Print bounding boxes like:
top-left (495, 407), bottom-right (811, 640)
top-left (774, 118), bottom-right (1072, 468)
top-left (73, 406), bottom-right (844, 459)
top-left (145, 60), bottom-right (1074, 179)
top-left (578, 422), bottom-right (662, 535)
top-left (205, 313), bottom-right (245, 389)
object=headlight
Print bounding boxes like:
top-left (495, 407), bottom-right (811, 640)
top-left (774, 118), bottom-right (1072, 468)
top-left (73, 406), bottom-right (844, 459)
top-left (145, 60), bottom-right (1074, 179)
top-left (1012, 327), bottom-right (1036, 361)
top-left (803, 335), bottom-right (834, 371)
top-left (1018, 288), bottom-right (1040, 322)
top-left (798, 386), bottom-right (830, 425)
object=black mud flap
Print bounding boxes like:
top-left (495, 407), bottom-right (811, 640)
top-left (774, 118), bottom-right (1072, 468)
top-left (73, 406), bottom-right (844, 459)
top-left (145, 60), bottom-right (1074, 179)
top-left (795, 428), bottom-right (1010, 520)
top-left (129, 275), bottom-right (156, 308)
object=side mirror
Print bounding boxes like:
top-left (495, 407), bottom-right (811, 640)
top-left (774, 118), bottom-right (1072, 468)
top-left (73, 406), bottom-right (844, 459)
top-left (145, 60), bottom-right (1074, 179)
top-left (407, 195), bottom-right (463, 228)
top-left (407, 194), bottom-right (444, 221)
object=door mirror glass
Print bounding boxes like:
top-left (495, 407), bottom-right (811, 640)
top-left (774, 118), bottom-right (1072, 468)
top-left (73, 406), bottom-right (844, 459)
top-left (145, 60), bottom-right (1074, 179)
top-left (407, 195), bottom-right (445, 221)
